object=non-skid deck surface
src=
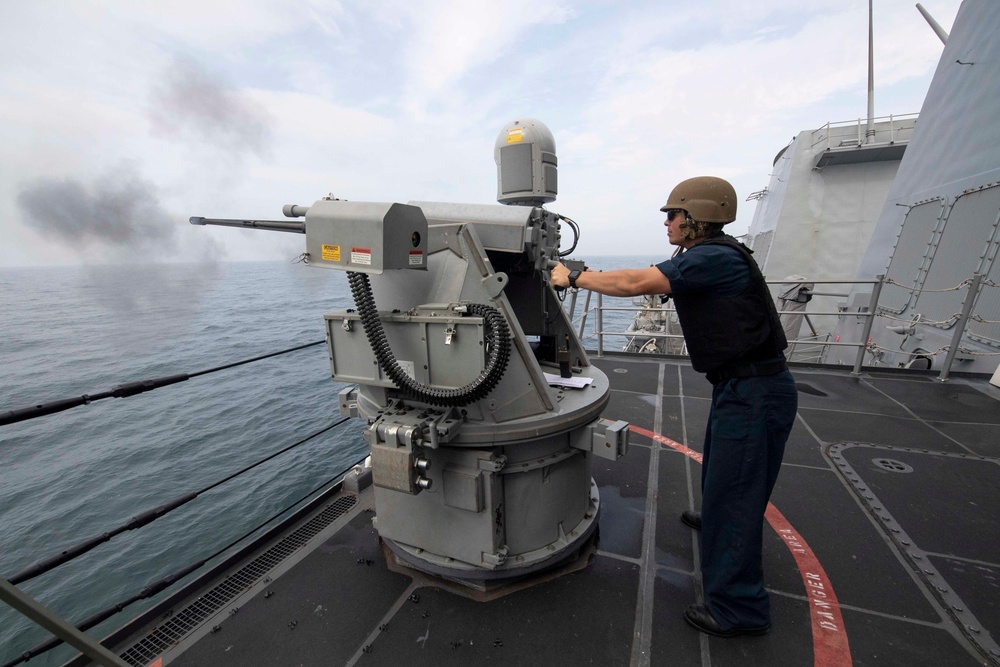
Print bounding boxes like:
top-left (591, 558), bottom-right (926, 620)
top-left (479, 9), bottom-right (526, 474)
top-left (122, 356), bottom-right (1000, 666)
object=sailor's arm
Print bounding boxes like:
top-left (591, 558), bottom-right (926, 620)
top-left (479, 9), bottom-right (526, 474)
top-left (550, 263), bottom-right (671, 297)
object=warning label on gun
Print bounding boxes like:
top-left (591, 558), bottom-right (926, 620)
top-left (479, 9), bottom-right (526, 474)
top-left (322, 244), bottom-right (341, 262)
top-left (351, 247), bottom-right (372, 265)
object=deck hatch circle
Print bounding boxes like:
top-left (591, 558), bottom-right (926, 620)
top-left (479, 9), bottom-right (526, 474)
top-left (872, 458), bottom-right (913, 473)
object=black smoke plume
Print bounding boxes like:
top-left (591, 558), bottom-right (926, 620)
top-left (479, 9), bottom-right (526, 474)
top-left (16, 167), bottom-right (179, 259)
top-left (149, 57), bottom-right (274, 161)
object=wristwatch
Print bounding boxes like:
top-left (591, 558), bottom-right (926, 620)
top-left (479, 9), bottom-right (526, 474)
top-left (568, 269), bottom-right (582, 289)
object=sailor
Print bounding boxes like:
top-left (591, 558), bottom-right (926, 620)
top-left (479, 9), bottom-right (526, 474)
top-left (550, 176), bottom-right (798, 637)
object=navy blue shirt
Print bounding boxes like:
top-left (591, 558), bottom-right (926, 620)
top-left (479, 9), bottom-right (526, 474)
top-left (655, 244), bottom-right (750, 297)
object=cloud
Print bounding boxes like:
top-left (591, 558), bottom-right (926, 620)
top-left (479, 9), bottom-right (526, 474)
top-left (544, 0), bottom-right (962, 254)
top-left (394, 0), bottom-right (575, 116)
top-left (0, 0), bottom-right (966, 265)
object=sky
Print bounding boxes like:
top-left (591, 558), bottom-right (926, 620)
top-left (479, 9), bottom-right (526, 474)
top-left (0, 0), bottom-right (962, 267)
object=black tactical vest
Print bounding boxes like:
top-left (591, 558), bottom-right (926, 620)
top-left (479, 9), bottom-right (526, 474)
top-left (670, 234), bottom-right (787, 373)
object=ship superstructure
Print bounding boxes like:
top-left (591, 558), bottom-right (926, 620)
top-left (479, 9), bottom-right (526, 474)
top-left (746, 0), bottom-right (1000, 375)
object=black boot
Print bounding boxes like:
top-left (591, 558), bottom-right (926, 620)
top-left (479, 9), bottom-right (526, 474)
top-left (683, 604), bottom-right (770, 637)
top-left (681, 510), bottom-right (702, 530)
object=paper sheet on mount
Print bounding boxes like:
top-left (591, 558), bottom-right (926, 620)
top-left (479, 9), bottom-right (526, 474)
top-left (542, 372), bottom-right (594, 389)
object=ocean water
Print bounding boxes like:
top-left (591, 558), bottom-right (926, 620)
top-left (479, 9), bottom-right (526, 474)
top-left (0, 256), bottom-right (659, 665)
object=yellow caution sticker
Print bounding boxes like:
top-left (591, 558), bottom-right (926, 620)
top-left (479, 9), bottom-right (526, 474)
top-left (506, 127), bottom-right (524, 144)
top-left (322, 244), bottom-right (341, 262)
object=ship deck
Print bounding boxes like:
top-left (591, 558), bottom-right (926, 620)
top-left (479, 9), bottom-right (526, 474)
top-left (91, 354), bottom-right (1000, 666)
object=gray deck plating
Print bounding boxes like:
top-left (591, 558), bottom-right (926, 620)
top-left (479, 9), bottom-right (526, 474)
top-left (106, 355), bottom-right (1000, 666)
top-left (832, 442), bottom-right (1000, 661)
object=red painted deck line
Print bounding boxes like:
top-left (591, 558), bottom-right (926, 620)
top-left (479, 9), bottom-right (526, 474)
top-left (629, 425), bottom-right (852, 666)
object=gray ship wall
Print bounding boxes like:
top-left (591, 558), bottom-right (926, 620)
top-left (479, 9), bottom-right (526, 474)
top-left (832, 0), bottom-right (1000, 373)
top-left (746, 120), bottom-right (907, 349)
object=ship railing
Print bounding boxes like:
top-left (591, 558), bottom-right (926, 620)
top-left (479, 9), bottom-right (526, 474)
top-left (565, 284), bottom-right (594, 340)
top-left (785, 333), bottom-right (834, 364)
top-left (570, 273), bottom-right (997, 381)
top-left (570, 277), bottom-right (885, 374)
top-left (810, 113), bottom-right (919, 151)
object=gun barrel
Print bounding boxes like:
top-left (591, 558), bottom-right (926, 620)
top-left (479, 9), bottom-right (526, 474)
top-left (188, 217), bottom-right (305, 234)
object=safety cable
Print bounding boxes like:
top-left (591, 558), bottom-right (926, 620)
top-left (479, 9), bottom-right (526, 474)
top-left (876, 310), bottom-right (962, 327)
top-left (6, 417), bottom-right (351, 586)
top-left (0, 340), bottom-right (327, 427)
top-left (1, 453), bottom-right (367, 667)
top-left (865, 342), bottom-right (1000, 357)
top-left (883, 277), bottom-right (972, 293)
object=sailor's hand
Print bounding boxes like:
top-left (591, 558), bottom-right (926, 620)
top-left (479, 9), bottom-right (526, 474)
top-left (550, 262), bottom-right (570, 289)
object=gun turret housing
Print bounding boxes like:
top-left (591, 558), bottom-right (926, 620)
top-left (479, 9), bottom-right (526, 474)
top-left (190, 122), bottom-right (628, 593)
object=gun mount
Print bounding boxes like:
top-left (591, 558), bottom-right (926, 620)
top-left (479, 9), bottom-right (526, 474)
top-left (191, 121), bottom-right (628, 592)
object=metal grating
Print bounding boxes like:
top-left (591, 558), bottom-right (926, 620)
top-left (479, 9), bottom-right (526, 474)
top-left (119, 494), bottom-right (358, 666)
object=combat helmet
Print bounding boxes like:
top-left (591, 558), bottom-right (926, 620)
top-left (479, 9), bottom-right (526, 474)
top-left (660, 176), bottom-right (737, 223)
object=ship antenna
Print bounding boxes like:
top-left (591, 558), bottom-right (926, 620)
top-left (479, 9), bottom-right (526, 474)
top-left (866, 0), bottom-right (876, 144)
top-left (916, 3), bottom-right (949, 45)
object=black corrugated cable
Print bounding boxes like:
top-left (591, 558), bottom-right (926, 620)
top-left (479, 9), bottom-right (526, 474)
top-left (557, 214), bottom-right (580, 257)
top-left (347, 272), bottom-right (510, 407)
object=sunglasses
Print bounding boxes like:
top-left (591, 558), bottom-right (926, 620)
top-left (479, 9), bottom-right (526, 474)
top-left (666, 209), bottom-right (686, 222)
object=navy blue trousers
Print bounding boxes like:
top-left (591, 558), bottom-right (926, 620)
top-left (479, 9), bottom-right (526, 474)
top-left (700, 369), bottom-right (798, 629)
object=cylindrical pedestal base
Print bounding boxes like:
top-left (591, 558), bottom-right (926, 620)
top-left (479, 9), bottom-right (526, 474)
top-left (382, 479), bottom-right (600, 587)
